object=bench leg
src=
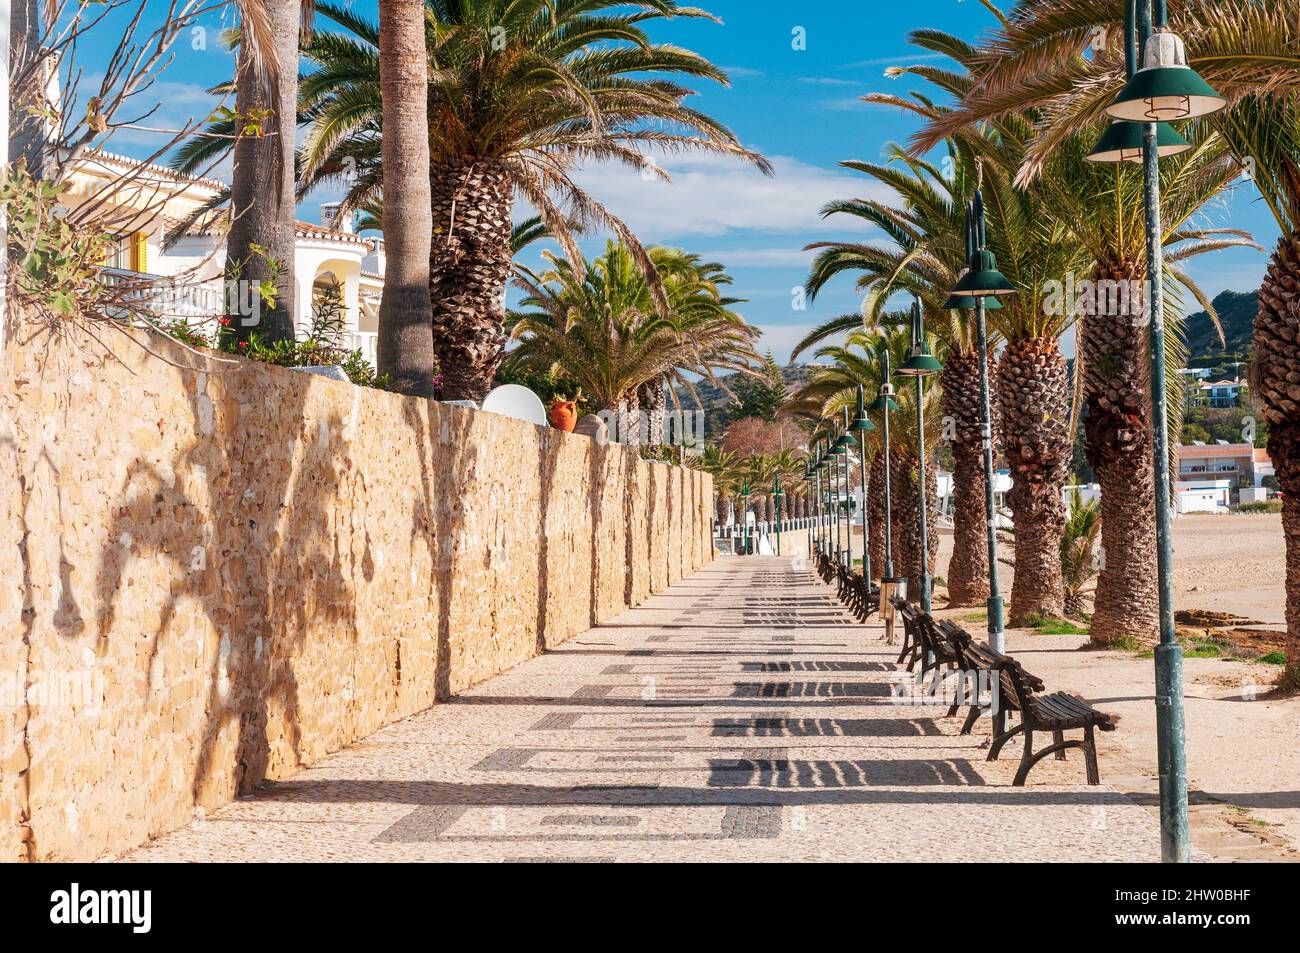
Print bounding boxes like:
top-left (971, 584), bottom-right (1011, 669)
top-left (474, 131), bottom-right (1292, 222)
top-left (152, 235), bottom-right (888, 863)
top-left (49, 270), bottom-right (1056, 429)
top-left (1013, 738), bottom-right (1086, 785)
top-left (1084, 725), bottom-right (1101, 785)
top-left (961, 705), bottom-right (982, 735)
top-left (987, 718), bottom-right (1021, 761)
top-left (1053, 729), bottom-right (1067, 760)
top-left (1014, 728), bottom-right (1035, 785)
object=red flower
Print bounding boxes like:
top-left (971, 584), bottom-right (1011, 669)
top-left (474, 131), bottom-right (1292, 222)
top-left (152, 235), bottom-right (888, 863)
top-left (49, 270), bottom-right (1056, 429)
top-left (218, 317), bottom-right (232, 327)
top-left (238, 341), bottom-right (249, 349)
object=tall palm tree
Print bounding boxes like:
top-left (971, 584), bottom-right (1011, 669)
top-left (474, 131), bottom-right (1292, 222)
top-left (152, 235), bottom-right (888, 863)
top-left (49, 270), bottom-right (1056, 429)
top-left (898, 2), bottom-right (1299, 663)
top-left (506, 242), bottom-right (761, 443)
top-left (787, 328), bottom-right (943, 587)
top-left (377, 0), bottom-right (436, 396)
top-left (1025, 133), bottom-right (1251, 644)
top-left (797, 135), bottom-right (1000, 605)
top-left (226, 1), bottom-right (314, 343)
top-left (293, 0), bottom-right (769, 401)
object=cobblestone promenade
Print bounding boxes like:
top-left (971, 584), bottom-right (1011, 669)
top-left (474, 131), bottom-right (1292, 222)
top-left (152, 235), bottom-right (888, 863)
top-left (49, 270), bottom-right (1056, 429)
top-left (127, 557), bottom-right (1163, 861)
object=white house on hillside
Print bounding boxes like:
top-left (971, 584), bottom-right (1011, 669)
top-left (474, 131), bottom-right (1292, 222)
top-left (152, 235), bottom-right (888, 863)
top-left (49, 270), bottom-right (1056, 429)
top-left (60, 151), bottom-right (386, 365)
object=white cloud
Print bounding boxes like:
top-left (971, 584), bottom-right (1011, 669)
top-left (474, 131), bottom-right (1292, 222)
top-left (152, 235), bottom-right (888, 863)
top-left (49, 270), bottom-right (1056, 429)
top-left (567, 151), bottom-right (892, 241)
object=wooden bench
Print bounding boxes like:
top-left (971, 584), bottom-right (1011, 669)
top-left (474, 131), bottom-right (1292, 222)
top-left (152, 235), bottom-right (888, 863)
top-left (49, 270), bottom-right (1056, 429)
top-left (892, 597), bottom-right (922, 669)
top-left (990, 659), bottom-right (1116, 785)
top-left (922, 617), bottom-right (1116, 786)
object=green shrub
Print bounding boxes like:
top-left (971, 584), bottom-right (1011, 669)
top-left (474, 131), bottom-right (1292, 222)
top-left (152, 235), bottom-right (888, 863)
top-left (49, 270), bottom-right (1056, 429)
top-left (1259, 651), bottom-right (1287, 665)
top-left (1237, 500), bottom-right (1282, 514)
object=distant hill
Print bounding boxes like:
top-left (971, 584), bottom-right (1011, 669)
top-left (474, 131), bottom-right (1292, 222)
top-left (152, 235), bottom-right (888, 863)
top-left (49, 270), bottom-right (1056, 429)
top-left (689, 363), bottom-right (814, 413)
top-left (1182, 290), bottom-right (1257, 362)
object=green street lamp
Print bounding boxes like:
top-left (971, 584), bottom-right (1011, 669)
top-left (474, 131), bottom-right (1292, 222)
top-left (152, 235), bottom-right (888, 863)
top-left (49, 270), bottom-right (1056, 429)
top-left (772, 475), bottom-right (784, 557)
top-left (948, 193), bottom-right (1011, 653)
top-left (740, 481), bottom-right (751, 556)
top-left (835, 408), bottom-right (857, 570)
top-left (1105, 1), bottom-right (1225, 123)
top-left (951, 192), bottom-right (1017, 298)
top-left (872, 349), bottom-right (899, 584)
top-left (897, 298), bottom-right (941, 613)
top-left (1108, 0), bottom-right (1199, 864)
top-left (850, 384), bottom-right (875, 584)
top-left (829, 424), bottom-right (846, 564)
top-left (1090, 4), bottom-right (1193, 163)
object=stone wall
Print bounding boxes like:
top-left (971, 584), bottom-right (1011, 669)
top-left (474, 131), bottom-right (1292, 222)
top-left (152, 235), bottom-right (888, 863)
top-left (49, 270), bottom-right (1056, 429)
top-left (0, 331), bottom-right (713, 861)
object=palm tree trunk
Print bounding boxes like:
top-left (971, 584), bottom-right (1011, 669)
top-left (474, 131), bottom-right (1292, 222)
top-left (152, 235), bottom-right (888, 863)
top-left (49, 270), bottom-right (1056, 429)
top-left (942, 350), bottom-right (992, 605)
top-left (376, 0), bottom-right (436, 397)
top-left (639, 377), bottom-right (666, 447)
top-left (891, 450), bottom-right (939, 587)
top-left (1083, 257), bottom-right (1159, 645)
top-left (998, 336), bottom-right (1071, 623)
top-left (1254, 229), bottom-right (1300, 690)
top-left (867, 453), bottom-right (886, 580)
top-left (615, 391), bottom-right (642, 447)
top-left (9, 0), bottom-right (46, 177)
top-left (428, 158), bottom-right (514, 402)
top-left (226, 0), bottom-right (300, 342)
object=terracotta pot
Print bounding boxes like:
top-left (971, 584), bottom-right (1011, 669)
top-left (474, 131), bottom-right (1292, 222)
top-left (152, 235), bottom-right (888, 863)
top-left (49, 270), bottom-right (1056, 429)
top-left (548, 399), bottom-right (578, 432)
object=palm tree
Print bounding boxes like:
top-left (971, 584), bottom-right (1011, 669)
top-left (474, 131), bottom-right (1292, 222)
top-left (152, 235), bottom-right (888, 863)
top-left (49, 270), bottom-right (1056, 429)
top-left (788, 327), bottom-right (943, 587)
top-left (895, 3), bottom-right (1296, 658)
top-left (506, 242), bottom-right (761, 444)
top-left (1026, 133), bottom-right (1251, 644)
top-left (697, 445), bottom-right (744, 526)
top-left (1061, 487), bottom-right (1103, 620)
top-left (226, 1), bottom-right (314, 343)
top-left (797, 136), bottom-right (1000, 605)
top-left (293, 0), bottom-right (769, 401)
top-left (377, 0), bottom-right (436, 396)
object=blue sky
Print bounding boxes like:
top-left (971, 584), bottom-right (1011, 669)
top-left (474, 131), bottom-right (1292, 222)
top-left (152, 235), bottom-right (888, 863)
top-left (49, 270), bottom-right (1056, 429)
top-left (91, 1), bottom-right (1276, 362)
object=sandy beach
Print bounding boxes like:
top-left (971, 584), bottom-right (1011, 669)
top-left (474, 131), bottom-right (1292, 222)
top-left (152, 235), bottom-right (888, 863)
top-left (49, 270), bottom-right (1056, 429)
top-left (933, 512), bottom-right (1299, 859)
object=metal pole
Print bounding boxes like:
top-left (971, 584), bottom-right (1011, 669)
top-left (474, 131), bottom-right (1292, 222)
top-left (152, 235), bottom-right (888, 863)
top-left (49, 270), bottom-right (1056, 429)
top-left (1137, 0), bottom-right (1189, 864)
top-left (881, 395), bottom-right (895, 580)
top-left (971, 197), bottom-right (1006, 652)
top-left (915, 373), bottom-right (931, 612)
top-left (843, 409), bottom-right (853, 571)
top-left (859, 440), bottom-right (872, 583)
top-left (833, 432), bottom-right (842, 564)
top-left (775, 480), bottom-right (782, 556)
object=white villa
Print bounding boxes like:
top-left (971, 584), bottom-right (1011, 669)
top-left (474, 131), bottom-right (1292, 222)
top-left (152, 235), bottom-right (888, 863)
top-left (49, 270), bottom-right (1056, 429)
top-left (60, 151), bottom-right (385, 365)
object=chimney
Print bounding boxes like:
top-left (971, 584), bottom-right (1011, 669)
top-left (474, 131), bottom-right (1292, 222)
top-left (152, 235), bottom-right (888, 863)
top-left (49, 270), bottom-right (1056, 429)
top-left (320, 202), bottom-right (353, 234)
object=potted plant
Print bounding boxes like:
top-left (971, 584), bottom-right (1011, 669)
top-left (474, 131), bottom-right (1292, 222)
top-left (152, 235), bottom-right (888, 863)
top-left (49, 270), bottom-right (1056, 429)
top-left (548, 392), bottom-right (580, 432)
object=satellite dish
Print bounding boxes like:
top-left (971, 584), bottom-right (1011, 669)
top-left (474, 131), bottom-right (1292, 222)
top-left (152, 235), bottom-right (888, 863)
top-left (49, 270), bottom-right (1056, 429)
top-left (480, 384), bottom-right (547, 427)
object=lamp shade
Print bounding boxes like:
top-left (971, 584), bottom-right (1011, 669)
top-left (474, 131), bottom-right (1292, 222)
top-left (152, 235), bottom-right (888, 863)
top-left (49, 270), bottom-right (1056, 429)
top-left (869, 394), bottom-right (898, 413)
top-left (834, 431), bottom-right (857, 449)
top-left (1105, 31), bottom-right (1226, 122)
top-left (951, 249), bottom-right (1015, 296)
top-left (942, 292), bottom-right (1002, 311)
top-left (898, 341), bottom-right (943, 377)
top-left (1087, 119), bottom-right (1191, 163)
top-left (850, 410), bottom-right (875, 432)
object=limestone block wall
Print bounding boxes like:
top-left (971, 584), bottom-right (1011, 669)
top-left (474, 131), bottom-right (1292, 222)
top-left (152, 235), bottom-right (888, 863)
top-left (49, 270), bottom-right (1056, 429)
top-left (0, 331), bottom-right (713, 862)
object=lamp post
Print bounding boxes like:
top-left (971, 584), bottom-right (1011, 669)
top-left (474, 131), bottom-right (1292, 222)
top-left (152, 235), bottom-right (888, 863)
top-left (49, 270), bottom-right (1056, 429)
top-left (871, 349), bottom-right (903, 640)
top-left (740, 481), bottom-right (751, 556)
top-left (828, 426), bottom-right (842, 563)
top-left (850, 384), bottom-right (876, 583)
top-left (1098, 0), bottom-right (1223, 866)
top-left (832, 410), bottom-right (856, 569)
top-left (898, 298), bottom-right (943, 613)
top-left (772, 475), bottom-right (784, 556)
top-left (950, 188), bottom-right (1017, 651)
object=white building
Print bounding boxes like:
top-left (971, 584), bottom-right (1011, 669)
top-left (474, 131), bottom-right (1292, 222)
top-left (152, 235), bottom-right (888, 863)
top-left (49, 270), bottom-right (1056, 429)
top-left (61, 151), bottom-right (386, 365)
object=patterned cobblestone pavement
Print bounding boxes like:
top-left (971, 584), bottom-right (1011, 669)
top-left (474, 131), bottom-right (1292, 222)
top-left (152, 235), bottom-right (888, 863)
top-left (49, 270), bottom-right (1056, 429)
top-left (126, 557), bottom-right (1165, 861)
